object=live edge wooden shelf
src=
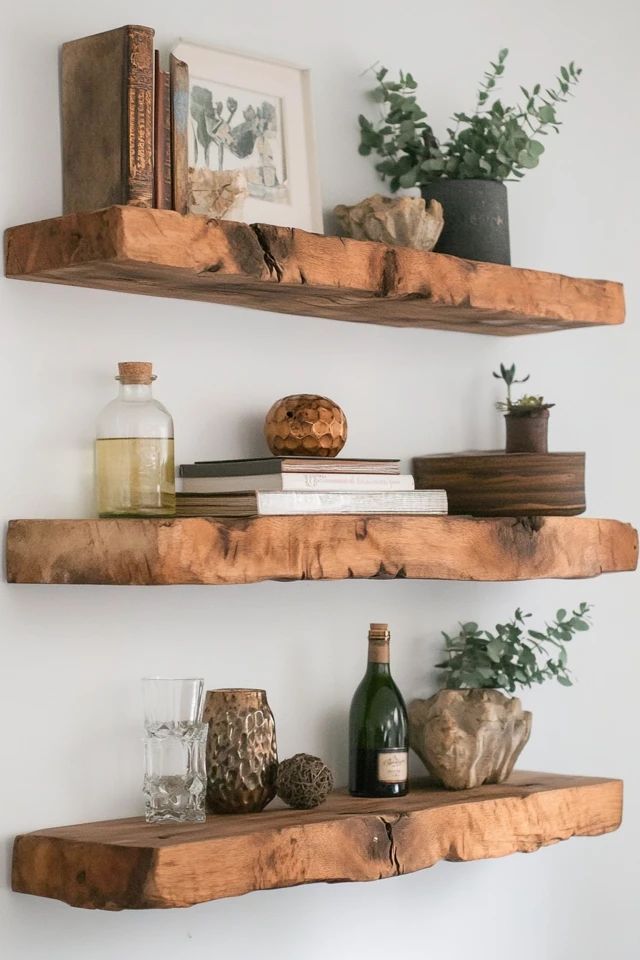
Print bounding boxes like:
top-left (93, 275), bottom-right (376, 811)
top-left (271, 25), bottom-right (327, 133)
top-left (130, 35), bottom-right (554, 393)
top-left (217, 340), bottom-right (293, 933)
top-left (4, 206), bottom-right (625, 336)
top-left (6, 516), bottom-right (637, 585)
top-left (12, 772), bottom-right (621, 910)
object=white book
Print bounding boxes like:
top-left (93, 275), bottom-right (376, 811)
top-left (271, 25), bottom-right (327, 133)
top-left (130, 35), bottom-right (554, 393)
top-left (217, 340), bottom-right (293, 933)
top-left (180, 473), bottom-right (416, 494)
top-left (176, 489), bottom-right (448, 518)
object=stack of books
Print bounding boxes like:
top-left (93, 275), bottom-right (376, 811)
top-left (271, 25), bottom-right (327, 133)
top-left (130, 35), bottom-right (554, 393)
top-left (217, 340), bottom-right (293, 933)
top-left (177, 457), bottom-right (448, 518)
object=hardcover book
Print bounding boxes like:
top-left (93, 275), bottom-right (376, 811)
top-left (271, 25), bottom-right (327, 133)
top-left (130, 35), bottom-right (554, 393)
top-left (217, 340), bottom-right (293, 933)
top-left (61, 24), bottom-right (155, 213)
top-left (180, 457), bottom-right (401, 477)
top-left (153, 51), bottom-right (172, 209)
top-left (180, 473), bottom-right (415, 494)
top-left (176, 489), bottom-right (448, 518)
top-left (169, 54), bottom-right (189, 214)
top-left (182, 473), bottom-right (415, 494)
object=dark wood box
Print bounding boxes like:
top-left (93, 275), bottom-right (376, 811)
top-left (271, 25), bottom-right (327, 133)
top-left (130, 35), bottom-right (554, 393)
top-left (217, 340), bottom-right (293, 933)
top-left (413, 451), bottom-right (586, 517)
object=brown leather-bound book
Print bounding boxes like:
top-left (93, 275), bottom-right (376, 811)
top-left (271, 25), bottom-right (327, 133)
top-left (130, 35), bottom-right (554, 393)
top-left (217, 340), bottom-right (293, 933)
top-left (61, 25), bottom-right (155, 213)
top-left (153, 52), bottom-right (172, 208)
top-left (170, 53), bottom-right (189, 214)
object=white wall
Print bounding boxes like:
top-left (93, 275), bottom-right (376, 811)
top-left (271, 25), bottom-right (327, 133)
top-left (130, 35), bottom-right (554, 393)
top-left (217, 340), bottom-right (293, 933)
top-left (1, 1), bottom-right (638, 957)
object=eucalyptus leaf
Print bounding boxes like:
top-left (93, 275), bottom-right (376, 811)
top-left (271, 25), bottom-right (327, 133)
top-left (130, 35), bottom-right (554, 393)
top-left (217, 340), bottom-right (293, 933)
top-left (435, 604), bottom-right (591, 692)
top-left (357, 52), bottom-right (580, 186)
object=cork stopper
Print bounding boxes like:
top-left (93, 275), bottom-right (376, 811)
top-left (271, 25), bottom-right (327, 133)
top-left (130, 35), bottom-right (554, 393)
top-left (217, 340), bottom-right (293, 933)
top-left (368, 622), bottom-right (390, 662)
top-left (116, 362), bottom-right (155, 384)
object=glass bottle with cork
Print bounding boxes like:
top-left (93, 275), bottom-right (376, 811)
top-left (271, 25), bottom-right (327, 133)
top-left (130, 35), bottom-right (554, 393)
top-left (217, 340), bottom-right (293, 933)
top-left (349, 622), bottom-right (409, 797)
top-left (95, 362), bottom-right (175, 517)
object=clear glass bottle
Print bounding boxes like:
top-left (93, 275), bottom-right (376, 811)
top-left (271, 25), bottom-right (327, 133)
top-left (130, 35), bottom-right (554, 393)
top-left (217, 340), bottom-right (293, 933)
top-left (96, 362), bottom-right (175, 517)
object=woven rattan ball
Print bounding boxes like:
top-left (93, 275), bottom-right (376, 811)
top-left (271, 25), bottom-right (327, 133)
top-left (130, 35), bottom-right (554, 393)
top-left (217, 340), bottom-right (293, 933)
top-left (264, 394), bottom-right (347, 457)
top-left (276, 753), bottom-right (334, 809)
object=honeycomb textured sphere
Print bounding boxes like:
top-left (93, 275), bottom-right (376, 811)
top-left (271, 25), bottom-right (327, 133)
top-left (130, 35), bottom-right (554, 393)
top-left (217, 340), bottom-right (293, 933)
top-left (264, 394), bottom-right (347, 457)
top-left (276, 753), bottom-right (334, 809)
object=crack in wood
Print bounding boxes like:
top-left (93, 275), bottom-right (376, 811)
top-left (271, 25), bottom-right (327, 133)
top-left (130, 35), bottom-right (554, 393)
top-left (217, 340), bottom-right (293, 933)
top-left (251, 224), bottom-right (283, 282)
top-left (381, 816), bottom-right (402, 875)
top-left (379, 247), bottom-right (398, 298)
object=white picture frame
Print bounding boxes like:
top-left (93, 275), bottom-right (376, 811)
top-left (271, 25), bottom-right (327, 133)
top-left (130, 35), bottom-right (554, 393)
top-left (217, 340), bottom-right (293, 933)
top-left (172, 41), bottom-right (323, 232)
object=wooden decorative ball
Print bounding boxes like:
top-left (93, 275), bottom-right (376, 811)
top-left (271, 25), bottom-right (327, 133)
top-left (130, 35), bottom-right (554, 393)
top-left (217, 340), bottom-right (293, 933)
top-left (276, 753), bottom-right (334, 809)
top-left (264, 394), bottom-right (348, 457)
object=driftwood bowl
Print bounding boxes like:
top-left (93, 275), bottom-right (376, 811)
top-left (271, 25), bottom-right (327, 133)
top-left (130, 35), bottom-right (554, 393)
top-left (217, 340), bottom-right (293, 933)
top-left (409, 689), bottom-right (532, 790)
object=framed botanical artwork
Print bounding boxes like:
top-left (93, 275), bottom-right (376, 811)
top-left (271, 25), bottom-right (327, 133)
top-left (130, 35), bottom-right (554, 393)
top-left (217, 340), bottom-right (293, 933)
top-left (171, 41), bottom-right (323, 232)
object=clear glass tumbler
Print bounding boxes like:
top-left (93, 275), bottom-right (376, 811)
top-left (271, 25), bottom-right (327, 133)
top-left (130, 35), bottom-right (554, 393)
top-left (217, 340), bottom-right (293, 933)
top-left (141, 677), bottom-right (206, 823)
top-left (142, 677), bottom-right (204, 735)
top-left (143, 722), bottom-right (207, 823)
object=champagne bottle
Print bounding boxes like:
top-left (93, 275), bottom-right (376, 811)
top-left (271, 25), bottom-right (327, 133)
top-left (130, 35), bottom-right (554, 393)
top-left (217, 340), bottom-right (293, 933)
top-left (349, 623), bottom-right (409, 797)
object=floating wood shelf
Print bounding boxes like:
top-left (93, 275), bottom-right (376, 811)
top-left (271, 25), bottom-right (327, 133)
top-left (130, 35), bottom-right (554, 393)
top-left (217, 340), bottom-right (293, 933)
top-left (11, 772), bottom-right (622, 910)
top-left (6, 516), bottom-right (637, 585)
top-left (4, 206), bottom-right (625, 336)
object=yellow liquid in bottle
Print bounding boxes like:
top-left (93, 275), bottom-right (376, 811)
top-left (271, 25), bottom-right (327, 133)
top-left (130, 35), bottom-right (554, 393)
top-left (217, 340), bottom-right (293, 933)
top-left (96, 437), bottom-right (176, 517)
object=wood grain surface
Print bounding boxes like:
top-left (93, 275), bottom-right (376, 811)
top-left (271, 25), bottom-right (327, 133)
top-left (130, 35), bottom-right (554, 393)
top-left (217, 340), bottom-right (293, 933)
top-left (5, 515), bottom-right (637, 585)
top-left (11, 772), bottom-right (622, 910)
top-left (414, 451), bottom-right (586, 516)
top-left (4, 206), bottom-right (625, 335)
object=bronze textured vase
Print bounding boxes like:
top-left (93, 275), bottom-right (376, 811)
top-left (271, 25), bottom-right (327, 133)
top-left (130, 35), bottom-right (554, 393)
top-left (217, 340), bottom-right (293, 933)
top-left (204, 689), bottom-right (278, 814)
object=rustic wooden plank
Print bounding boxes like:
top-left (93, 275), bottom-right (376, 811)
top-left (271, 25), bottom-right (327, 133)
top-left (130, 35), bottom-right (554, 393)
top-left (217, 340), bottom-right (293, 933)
top-left (5, 516), bottom-right (637, 585)
top-left (4, 206), bottom-right (625, 336)
top-left (11, 772), bottom-right (622, 910)
top-left (414, 451), bottom-right (586, 516)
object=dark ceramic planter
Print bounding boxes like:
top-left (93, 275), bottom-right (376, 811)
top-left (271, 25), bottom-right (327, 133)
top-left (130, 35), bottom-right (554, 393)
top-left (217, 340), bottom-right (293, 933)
top-left (420, 179), bottom-right (510, 265)
top-left (505, 409), bottom-right (550, 454)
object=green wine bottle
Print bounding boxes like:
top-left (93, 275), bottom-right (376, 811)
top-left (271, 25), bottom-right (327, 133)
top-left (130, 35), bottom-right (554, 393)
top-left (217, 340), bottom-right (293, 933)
top-left (349, 623), bottom-right (409, 798)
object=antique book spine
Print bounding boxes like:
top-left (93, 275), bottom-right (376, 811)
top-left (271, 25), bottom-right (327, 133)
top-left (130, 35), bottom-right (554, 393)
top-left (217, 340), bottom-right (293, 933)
top-left (125, 26), bottom-right (155, 207)
top-left (170, 54), bottom-right (190, 214)
top-left (153, 50), bottom-right (167, 210)
top-left (162, 72), bottom-right (172, 207)
top-left (61, 24), bottom-right (154, 212)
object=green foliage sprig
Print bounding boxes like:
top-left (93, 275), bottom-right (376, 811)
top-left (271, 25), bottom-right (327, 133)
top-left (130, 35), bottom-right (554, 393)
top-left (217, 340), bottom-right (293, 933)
top-left (435, 604), bottom-right (591, 692)
top-left (493, 362), bottom-right (554, 413)
top-left (358, 50), bottom-right (582, 189)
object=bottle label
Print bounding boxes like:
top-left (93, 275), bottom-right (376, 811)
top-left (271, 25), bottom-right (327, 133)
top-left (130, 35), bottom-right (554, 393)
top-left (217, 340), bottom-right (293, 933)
top-left (368, 638), bottom-right (390, 664)
top-left (377, 750), bottom-right (408, 784)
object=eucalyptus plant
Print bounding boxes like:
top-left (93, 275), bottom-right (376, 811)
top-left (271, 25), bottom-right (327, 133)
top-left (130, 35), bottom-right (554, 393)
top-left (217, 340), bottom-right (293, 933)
top-left (493, 362), bottom-right (554, 414)
top-left (358, 50), bottom-right (582, 190)
top-left (435, 604), bottom-right (591, 693)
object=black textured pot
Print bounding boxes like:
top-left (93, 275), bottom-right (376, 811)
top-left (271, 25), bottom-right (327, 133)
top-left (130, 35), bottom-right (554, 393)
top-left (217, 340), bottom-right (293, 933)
top-left (420, 179), bottom-right (510, 265)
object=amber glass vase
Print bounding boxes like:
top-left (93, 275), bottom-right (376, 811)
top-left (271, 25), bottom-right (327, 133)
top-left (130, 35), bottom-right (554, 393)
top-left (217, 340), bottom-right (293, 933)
top-left (204, 689), bottom-right (278, 814)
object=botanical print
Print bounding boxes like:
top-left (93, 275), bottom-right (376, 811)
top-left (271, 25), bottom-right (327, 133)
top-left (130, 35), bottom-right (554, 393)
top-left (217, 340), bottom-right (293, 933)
top-left (189, 77), bottom-right (289, 204)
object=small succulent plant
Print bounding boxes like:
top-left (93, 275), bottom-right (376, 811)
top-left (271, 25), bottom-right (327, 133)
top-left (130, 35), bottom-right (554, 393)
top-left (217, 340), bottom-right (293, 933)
top-left (493, 362), bottom-right (554, 414)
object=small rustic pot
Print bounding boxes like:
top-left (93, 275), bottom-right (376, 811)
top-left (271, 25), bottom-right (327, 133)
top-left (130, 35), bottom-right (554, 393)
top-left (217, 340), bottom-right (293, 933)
top-left (204, 688), bottom-right (278, 814)
top-left (505, 409), bottom-right (550, 453)
top-left (420, 179), bottom-right (510, 264)
top-left (409, 689), bottom-right (532, 790)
